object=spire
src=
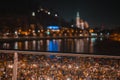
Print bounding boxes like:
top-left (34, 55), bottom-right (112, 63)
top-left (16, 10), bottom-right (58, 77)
top-left (76, 11), bottom-right (80, 28)
top-left (77, 11), bottom-right (80, 17)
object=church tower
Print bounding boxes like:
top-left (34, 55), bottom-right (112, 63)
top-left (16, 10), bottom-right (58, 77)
top-left (76, 12), bottom-right (81, 28)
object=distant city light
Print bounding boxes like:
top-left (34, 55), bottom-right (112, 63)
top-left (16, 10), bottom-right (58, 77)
top-left (46, 31), bottom-right (50, 35)
top-left (40, 8), bottom-right (44, 11)
top-left (15, 31), bottom-right (18, 35)
top-left (100, 33), bottom-right (103, 35)
top-left (6, 33), bottom-right (9, 35)
top-left (48, 12), bottom-right (51, 15)
top-left (107, 33), bottom-right (110, 35)
top-left (45, 10), bottom-right (48, 13)
top-left (37, 10), bottom-right (40, 13)
top-left (89, 29), bottom-right (94, 33)
top-left (91, 38), bottom-right (97, 42)
top-left (100, 38), bottom-right (103, 41)
top-left (38, 30), bottom-right (40, 33)
top-left (91, 33), bottom-right (97, 36)
top-left (47, 26), bottom-right (59, 30)
top-left (71, 25), bottom-right (74, 27)
top-left (32, 12), bottom-right (35, 16)
top-left (55, 14), bottom-right (58, 17)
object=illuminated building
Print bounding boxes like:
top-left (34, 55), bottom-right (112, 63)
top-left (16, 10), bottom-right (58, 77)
top-left (76, 12), bottom-right (85, 29)
top-left (47, 26), bottom-right (60, 36)
top-left (76, 12), bottom-right (89, 29)
top-left (75, 12), bottom-right (90, 36)
top-left (47, 26), bottom-right (60, 31)
top-left (80, 19), bottom-right (84, 29)
top-left (84, 21), bottom-right (89, 28)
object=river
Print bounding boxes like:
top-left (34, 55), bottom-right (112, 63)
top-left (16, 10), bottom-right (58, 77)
top-left (0, 37), bottom-right (120, 56)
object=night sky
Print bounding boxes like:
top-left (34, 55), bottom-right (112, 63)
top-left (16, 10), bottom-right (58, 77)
top-left (0, 0), bottom-right (120, 28)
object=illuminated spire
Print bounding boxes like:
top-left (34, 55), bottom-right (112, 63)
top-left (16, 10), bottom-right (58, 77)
top-left (76, 11), bottom-right (80, 28)
top-left (77, 11), bottom-right (80, 17)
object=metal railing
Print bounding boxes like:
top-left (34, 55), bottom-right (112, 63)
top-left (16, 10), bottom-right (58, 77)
top-left (0, 50), bottom-right (120, 80)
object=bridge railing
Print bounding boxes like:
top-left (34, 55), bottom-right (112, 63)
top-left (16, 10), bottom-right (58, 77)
top-left (0, 50), bottom-right (120, 80)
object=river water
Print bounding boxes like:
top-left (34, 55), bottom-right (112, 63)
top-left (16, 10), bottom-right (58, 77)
top-left (0, 37), bottom-right (120, 56)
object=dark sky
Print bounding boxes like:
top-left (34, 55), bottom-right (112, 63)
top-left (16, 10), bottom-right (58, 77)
top-left (0, 0), bottom-right (120, 28)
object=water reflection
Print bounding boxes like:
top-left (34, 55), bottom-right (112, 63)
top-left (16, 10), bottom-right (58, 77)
top-left (32, 40), bottom-right (36, 50)
top-left (14, 42), bottom-right (18, 49)
top-left (47, 39), bottom-right (59, 52)
top-left (3, 43), bottom-right (10, 49)
top-left (1, 38), bottom-right (100, 53)
top-left (89, 38), bottom-right (96, 53)
top-left (75, 39), bottom-right (84, 53)
top-left (18, 42), bottom-right (22, 50)
top-left (37, 40), bottom-right (40, 50)
top-left (39, 40), bottom-right (44, 51)
top-left (75, 38), bottom-right (94, 53)
top-left (100, 37), bottom-right (103, 41)
top-left (25, 41), bottom-right (28, 50)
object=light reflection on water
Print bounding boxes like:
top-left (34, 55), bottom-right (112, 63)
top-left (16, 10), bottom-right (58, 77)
top-left (47, 39), bottom-right (59, 52)
top-left (32, 40), bottom-right (36, 50)
top-left (14, 42), bottom-right (18, 49)
top-left (1, 37), bottom-right (120, 55)
top-left (25, 41), bottom-right (28, 50)
top-left (75, 39), bottom-right (84, 53)
top-left (3, 43), bottom-right (10, 49)
top-left (1, 38), bottom-right (98, 53)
